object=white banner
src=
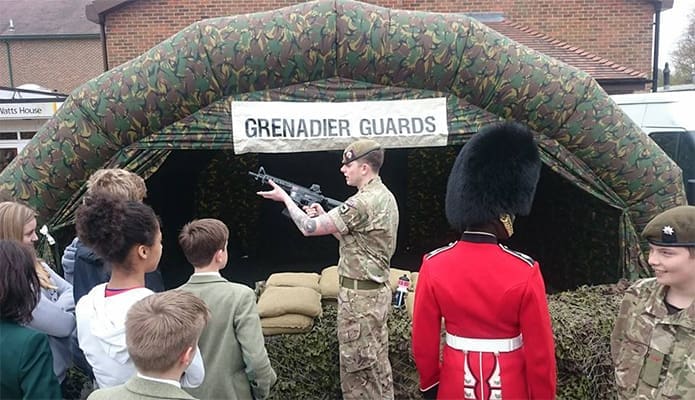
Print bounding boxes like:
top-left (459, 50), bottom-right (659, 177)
top-left (231, 98), bottom-right (449, 154)
top-left (0, 102), bottom-right (61, 120)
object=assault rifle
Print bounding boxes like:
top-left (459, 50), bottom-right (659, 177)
top-left (249, 167), bottom-right (343, 211)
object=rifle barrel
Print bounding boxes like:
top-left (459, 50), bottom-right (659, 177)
top-left (250, 167), bottom-right (343, 210)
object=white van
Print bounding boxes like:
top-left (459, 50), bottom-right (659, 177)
top-left (611, 91), bottom-right (695, 204)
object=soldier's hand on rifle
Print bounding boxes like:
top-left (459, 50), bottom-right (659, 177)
top-left (257, 180), bottom-right (290, 203)
top-left (303, 203), bottom-right (325, 218)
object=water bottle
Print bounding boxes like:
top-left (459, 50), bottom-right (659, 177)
top-left (393, 274), bottom-right (410, 309)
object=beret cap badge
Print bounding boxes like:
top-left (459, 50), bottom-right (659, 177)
top-left (661, 225), bottom-right (677, 243)
top-left (341, 139), bottom-right (381, 164)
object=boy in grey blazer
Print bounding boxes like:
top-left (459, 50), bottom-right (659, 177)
top-left (88, 290), bottom-right (210, 400)
top-left (178, 218), bottom-right (277, 400)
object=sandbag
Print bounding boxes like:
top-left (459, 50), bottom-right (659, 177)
top-left (267, 272), bottom-right (321, 292)
top-left (410, 272), bottom-right (419, 291)
top-left (261, 313), bottom-right (314, 336)
top-left (404, 272), bottom-right (418, 319)
top-left (406, 290), bottom-right (416, 319)
top-left (263, 325), bottom-right (314, 336)
top-left (319, 265), bottom-right (339, 299)
top-left (257, 286), bottom-right (322, 318)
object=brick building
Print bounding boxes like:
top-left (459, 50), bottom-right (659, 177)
top-left (1, 0), bottom-right (103, 93)
top-left (1, 0), bottom-right (104, 170)
top-left (86, 0), bottom-right (673, 93)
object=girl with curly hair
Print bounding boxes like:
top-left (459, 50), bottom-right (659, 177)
top-left (75, 192), bottom-right (204, 389)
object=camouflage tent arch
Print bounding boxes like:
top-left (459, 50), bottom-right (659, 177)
top-left (0, 0), bottom-right (685, 278)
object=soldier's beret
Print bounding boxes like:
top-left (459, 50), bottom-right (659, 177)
top-left (642, 205), bottom-right (695, 246)
top-left (342, 139), bottom-right (382, 164)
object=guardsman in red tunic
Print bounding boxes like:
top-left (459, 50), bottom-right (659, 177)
top-left (412, 122), bottom-right (556, 400)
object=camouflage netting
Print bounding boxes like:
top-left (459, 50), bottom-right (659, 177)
top-left (404, 146), bottom-right (624, 291)
top-left (0, 0), bottom-right (686, 280)
top-left (196, 151), bottom-right (260, 256)
top-left (265, 283), bottom-right (628, 400)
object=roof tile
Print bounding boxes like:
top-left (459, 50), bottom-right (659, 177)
top-left (482, 20), bottom-right (649, 81)
top-left (0, 0), bottom-right (99, 37)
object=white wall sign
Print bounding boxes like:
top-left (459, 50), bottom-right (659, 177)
top-left (0, 102), bottom-right (61, 120)
top-left (231, 98), bottom-right (449, 154)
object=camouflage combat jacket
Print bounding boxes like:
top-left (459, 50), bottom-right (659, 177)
top-left (327, 176), bottom-right (398, 283)
top-left (611, 278), bottom-right (695, 399)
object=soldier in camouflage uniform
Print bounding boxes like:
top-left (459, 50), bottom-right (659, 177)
top-left (611, 205), bottom-right (695, 399)
top-left (258, 139), bottom-right (398, 399)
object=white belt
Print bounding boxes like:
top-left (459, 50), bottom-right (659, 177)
top-left (446, 332), bottom-right (523, 353)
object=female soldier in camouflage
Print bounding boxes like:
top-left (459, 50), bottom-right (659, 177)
top-left (611, 205), bottom-right (695, 399)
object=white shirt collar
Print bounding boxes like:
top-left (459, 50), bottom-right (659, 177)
top-left (136, 372), bottom-right (181, 388)
top-left (193, 271), bottom-right (221, 277)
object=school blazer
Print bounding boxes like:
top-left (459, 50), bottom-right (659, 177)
top-left (0, 320), bottom-right (62, 399)
top-left (179, 274), bottom-right (277, 400)
top-left (87, 376), bottom-right (197, 400)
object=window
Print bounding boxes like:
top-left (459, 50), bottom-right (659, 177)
top-left (0, 148), bottom-right (17, 172)
top-left (649, 131), bottom-right (680, 162)
top-left (0, 132), bottom-right (18, 140)
top-left (650, 131), bottom-right (695, 200)
top-left (677, 132), bottom-right (695, 181)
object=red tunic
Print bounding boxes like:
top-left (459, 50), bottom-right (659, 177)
top-left (412, 232), bottom-right (556, 400)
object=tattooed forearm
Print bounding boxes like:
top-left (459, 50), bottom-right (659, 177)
top-left (287, 204), bottom-right (312, 234)
top-left (285, 201), bottom-right (338, 236)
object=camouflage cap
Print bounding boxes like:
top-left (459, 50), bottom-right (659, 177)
top-left (642, 205), bottom-right (695, 246)
top-left (342, 139), bottom-right (382, 164)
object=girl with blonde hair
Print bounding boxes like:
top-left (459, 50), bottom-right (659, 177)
top-left (0, 201), bottom-right (75, 383)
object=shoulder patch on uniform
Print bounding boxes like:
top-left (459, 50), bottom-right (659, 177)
top-left (425, 242), bottom-right (456, 260)
top-left (499, 245), bottom-right (534, 267)
top-left (340, 199), bottom-right (357, 214)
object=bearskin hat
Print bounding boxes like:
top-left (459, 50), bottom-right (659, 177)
top-left (445, 121), bottom-right (541, 232)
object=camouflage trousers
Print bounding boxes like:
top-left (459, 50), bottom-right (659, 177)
top-left (337, 284), bottom-right (394, 400)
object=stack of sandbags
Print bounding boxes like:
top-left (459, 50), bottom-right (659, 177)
top-left (257, 272), bottom-right (322, 336)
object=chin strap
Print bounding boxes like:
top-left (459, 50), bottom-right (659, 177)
top-left (499, 214), bottom-right (514, 237)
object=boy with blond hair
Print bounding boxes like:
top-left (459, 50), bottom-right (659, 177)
top-left (85, 168), bottom-right (147, 201)
top-left (178, 218), bottom-right (276, 400)
top-left (87, 290), bottom-right (210, 400)
top-left (62, 168), bottom-right (164, 302)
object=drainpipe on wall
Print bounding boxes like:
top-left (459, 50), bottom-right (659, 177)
top-left (651, 1), bottom-right (661, 92)
top-left (99, 15), bottom-right (109, 72)
top-left (3, 40), bottom-right (14, 87)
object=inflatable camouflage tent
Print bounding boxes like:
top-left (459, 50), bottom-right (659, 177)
top-left (0, 0), bottom-right (686, 286)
